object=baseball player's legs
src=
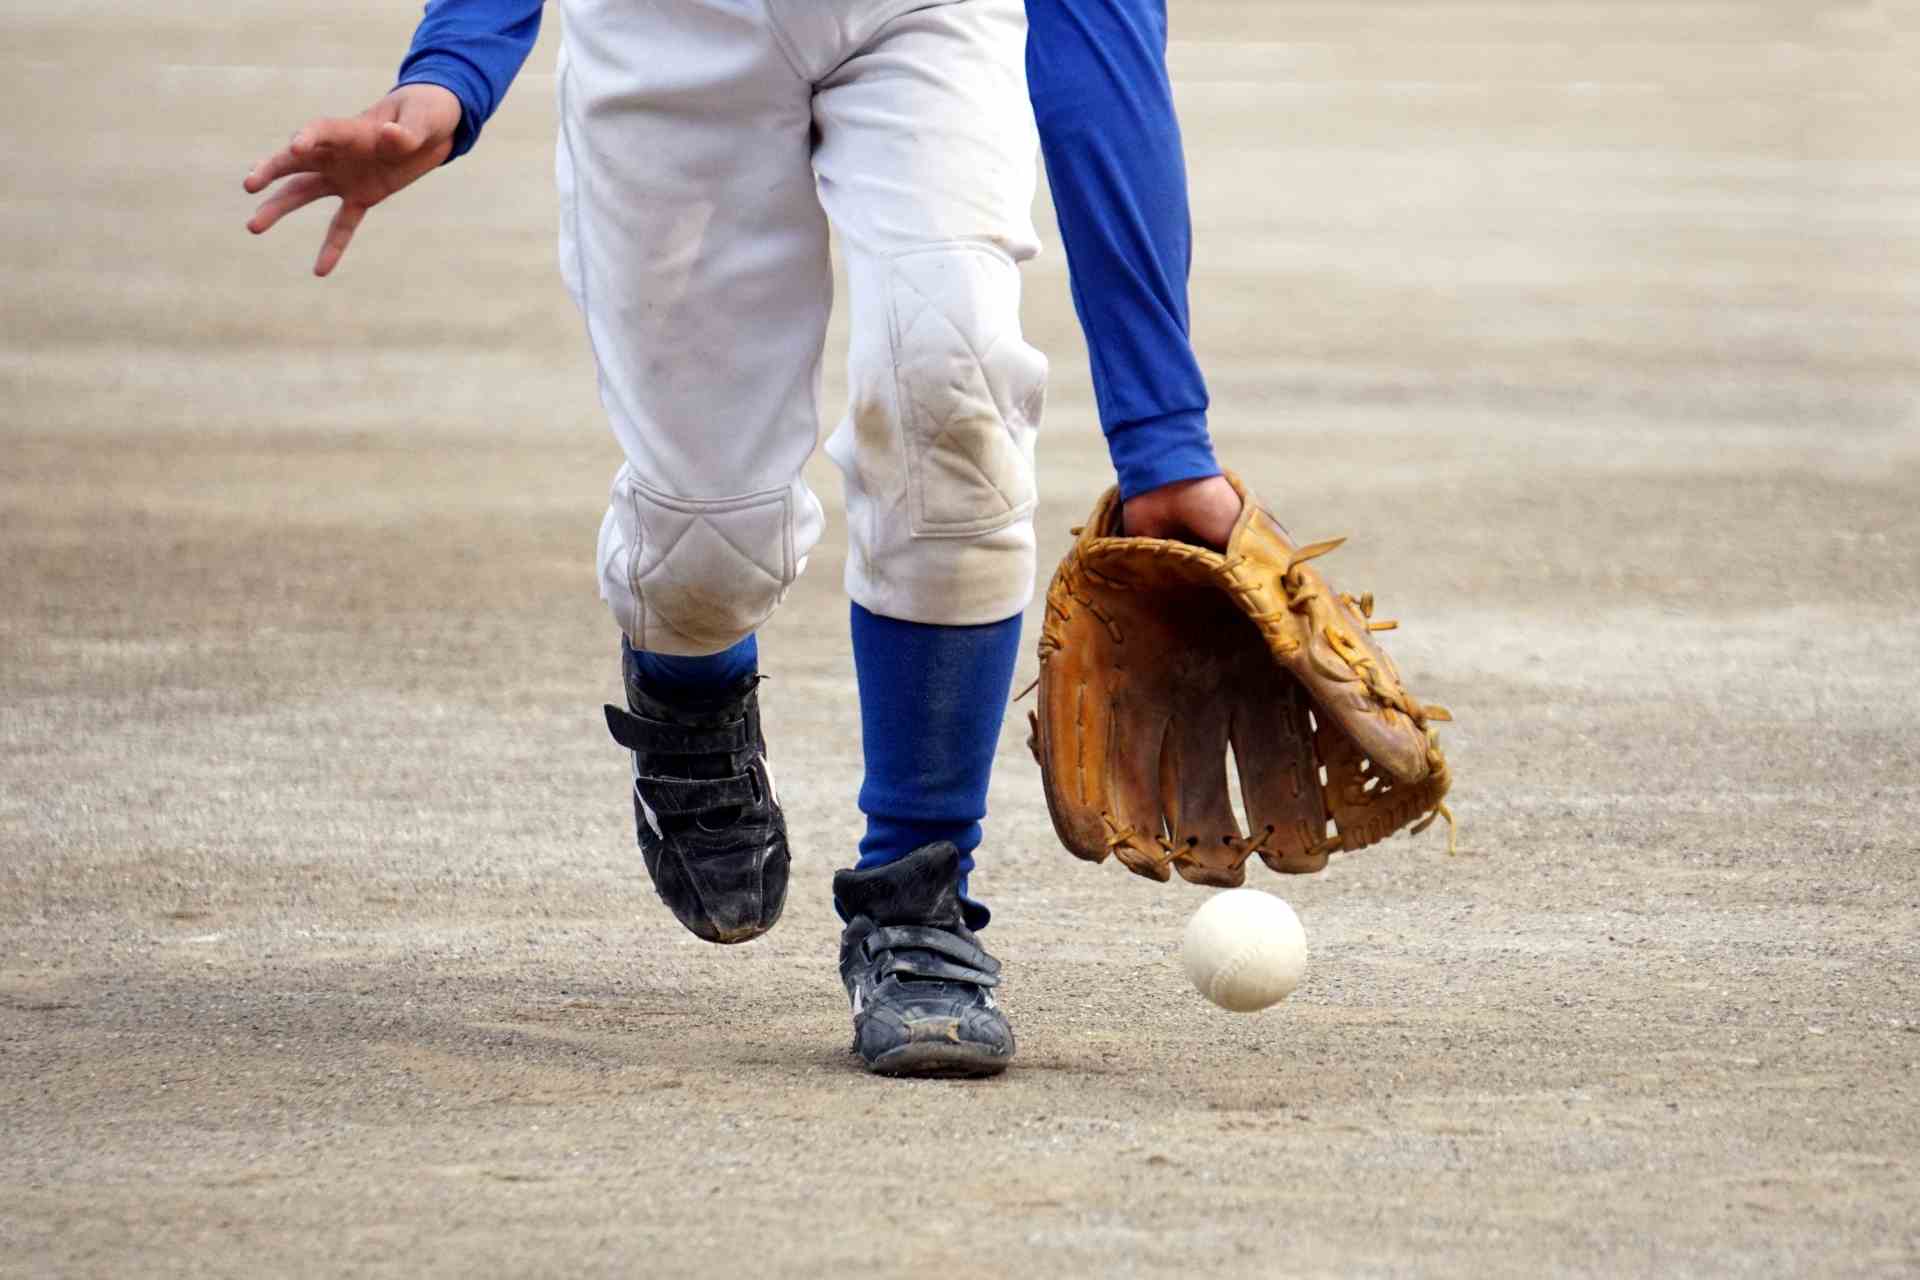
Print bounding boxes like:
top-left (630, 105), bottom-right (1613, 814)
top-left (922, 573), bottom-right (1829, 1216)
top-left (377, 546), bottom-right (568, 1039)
top-left (558, 0), bottom-right (831, 657)
top-left (812, 0), bottom-right (1045, 628)
top-left (803, 0), bottom-right (1041, 1072)
top-left (561, 0), bottom-right (1042, 1059)
top-left (559, 0), bottom-right (829, 942)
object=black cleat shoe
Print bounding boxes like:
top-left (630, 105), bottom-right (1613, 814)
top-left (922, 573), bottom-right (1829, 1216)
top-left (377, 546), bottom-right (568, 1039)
top-left (604, 643), bottom-right (788, 944)
top-left (834, 842), bottom-right (1013, 1077)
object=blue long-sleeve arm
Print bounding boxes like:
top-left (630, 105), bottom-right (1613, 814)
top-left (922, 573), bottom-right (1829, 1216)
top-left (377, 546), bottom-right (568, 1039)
top-left (1026, 0), bottom-right (1220, 498)
top-left (394, 0), bottom-right (544, 161)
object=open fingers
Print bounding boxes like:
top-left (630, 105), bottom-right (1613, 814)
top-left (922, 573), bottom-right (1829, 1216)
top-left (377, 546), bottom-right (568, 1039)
top-left (312, 202), bottom-right (368, 277)
top-left (244, 130), bottom-right (337, 194)
top-left (246, 172), bottom-right (334, 235)
top-left (244, 116), bottom-right (378, 193)
top-left (243, 143), bottom-right (318, 194)
top-left (291, 115), bottom-right (382, 162)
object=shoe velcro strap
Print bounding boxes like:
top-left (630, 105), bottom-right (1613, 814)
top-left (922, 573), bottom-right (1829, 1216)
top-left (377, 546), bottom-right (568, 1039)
top-left (865, 925), bottom-right (1001, 976)
top-left (605, 704), bottom-right (750, 755)
top-left (882, 954), bottom-right (1003, 988)
top-left (633, 770), bottom-right (759, 816)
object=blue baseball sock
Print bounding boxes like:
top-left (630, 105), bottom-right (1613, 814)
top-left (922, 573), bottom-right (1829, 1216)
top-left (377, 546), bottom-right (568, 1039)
top-left (847, 603), bottom-right (1023, 930)
top-left (625, 634), bottom-right (758, 700)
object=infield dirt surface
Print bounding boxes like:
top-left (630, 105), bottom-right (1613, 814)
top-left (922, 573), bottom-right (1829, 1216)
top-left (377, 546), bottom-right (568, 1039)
top-left (4, 3), bottom-right (1918, 1276)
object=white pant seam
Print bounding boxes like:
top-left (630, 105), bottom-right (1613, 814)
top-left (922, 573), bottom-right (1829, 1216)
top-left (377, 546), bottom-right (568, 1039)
top-left (759, 0), bottom-right (813, 84)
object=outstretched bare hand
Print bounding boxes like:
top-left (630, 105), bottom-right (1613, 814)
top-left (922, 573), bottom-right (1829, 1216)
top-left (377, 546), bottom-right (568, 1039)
top-left (1120, 474), bottom-right (1243, 550)
top-left (243, 85), bottom-right (463, 277)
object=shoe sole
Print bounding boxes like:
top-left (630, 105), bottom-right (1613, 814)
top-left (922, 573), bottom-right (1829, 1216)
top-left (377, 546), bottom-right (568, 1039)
top-left (691, 917), bottom-right (778, 945)
top-left (863, 1042), bottom-right (1011, 1079)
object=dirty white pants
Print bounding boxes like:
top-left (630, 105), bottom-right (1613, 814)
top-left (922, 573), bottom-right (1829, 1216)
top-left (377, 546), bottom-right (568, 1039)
top-left (557, 0), bottom-right (1045, 654)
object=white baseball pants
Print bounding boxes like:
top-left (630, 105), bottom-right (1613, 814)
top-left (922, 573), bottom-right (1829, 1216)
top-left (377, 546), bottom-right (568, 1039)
top-left (556, 0), bottom-right (1046, 654)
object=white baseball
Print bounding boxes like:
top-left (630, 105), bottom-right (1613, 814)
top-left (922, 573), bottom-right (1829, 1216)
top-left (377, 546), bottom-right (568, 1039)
top-left (1182, 889), bottom-right (1308, 1012)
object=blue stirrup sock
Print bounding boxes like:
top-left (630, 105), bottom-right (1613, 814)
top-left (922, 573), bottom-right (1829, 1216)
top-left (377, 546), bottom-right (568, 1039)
top-left (847, 603), bottom-right (1023, 930)
top-left (625, 634), bottom-right (758, 699)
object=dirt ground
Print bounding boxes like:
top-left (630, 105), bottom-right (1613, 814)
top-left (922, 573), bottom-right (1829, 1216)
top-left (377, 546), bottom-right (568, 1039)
top-left (4, 2), bottom-right (1919, 1276)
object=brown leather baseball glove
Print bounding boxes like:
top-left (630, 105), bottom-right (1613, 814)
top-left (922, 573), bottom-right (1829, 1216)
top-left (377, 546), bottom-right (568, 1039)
top-left (1027, 471), bottom-right (1453, 886)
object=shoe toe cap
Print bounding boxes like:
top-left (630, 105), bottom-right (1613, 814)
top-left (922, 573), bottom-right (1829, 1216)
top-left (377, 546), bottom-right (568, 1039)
top-left (652, 835), bottom-right (789, 944)
top-left (856, 996), bottom-right (1014, 1064)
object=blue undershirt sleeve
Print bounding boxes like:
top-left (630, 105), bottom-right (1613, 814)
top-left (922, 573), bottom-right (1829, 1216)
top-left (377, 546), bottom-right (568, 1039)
top-left (394, 0), bottom-right (544, 162)
top-left (1026, 0), bottom-right (1222, 499)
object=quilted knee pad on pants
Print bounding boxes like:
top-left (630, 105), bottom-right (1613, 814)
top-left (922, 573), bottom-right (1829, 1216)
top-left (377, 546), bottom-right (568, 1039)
top-left (828, 241), bottom-right (1047, 625)
top-left (598, 466), bottom-right (826, 655)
